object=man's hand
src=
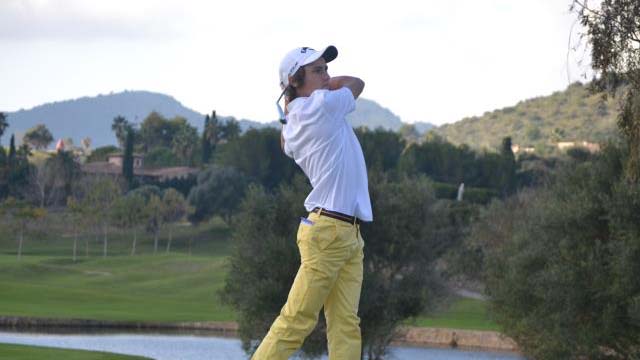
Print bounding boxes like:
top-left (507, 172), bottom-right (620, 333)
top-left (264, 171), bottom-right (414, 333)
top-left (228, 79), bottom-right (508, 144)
top-left (328, 76), bottom-right (365, 99)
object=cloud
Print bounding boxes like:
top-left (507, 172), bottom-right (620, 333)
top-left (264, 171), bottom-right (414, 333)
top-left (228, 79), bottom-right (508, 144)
top-left (0, 0), bottom-right (187, 41)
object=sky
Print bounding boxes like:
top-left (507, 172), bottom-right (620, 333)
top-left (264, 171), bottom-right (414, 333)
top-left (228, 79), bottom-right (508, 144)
top-left (0, 0), bottom-right (594, 126)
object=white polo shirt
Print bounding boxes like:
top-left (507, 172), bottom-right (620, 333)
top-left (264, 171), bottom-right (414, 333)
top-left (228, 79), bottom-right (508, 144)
top-left (283, 87), bottom-right (373, 222)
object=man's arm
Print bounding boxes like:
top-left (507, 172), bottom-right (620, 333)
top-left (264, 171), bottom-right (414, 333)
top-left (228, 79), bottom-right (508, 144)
top-left (328, 76), bottom-right (365, 99)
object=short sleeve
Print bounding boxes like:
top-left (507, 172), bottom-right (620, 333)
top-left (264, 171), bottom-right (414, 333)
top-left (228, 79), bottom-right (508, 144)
top-left (283, 138), bottom-right (294, 158)
top-left (323, 87), bottom-right (356, 119)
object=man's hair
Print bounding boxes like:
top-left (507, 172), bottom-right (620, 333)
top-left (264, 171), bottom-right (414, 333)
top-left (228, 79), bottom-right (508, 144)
top-left (284, 66), bottom-right (306, 102)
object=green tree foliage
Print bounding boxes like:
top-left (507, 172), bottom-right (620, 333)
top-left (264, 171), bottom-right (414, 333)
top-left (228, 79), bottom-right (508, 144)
top-left (215, 128), bottom-right (300, 189)
top-left (572, 0), bottom-right (640, 181)
top-left (222, 175), bottom-right (475, 359)
top-left (23, 124), bottom-right (54, 150)
top-left (201, 112), bottom-right (219, 165)
top-left (355, 128), bottom-right (405, 173)
top-left (171, 121), bottom-right (199, 166)
top-left (31, 150), bottom-right (81, 206)
top-left (201, 114), bottom-right (211, 165)
top-left (219, 118), bottom-right (240, 141)
top-left (398, 136), bottom-right (518, 197)
top-left (0, 197), bottom-right (47, 260)
top-left (139, 112), bottom-right (199, 166)
top-left (110, 193), bottom-right (146, 256)
top-left (86, 145), bottom-right (119, 163)
top-left (359, 175), bottom-right (475, 359)
top-left (0, 112), bottom-right (8, 142)
top-left (161, 188), bottom-right (191, 253)
top-left (66, 196), bottom-right (88, 261)
top-left (139, 112), bottom-right (173, 150)
top-left (145, 194), bottom-right (164, 254)
top-left (484, 145), bottom-right (640, 359)
top-left (122, 128), bottom-right (135, 189)
top-left (143, 147), bottom-right (179, 168)
top-left (111, 115), bottom-right (131, 149)
top-left (82, 176), bottom-right (121, 258)
top-left (187, 165), bottom-right (248, 223)
top-left (8, 134), bottom-right (16, 164)
top-left (435, 82), bottom-right (619, 151)
top-left (7, 138), bottom-right (33, 198)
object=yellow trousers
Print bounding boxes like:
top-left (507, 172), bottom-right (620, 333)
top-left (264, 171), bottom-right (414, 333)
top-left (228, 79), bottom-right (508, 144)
top-left (252, 212), bottom-right (365, 360)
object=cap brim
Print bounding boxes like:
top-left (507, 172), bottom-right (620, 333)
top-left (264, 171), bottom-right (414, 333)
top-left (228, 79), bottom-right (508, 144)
top-left (321, 45), bottom-right (338, 63)
top-left (301, 45), bottom-right (338, 67)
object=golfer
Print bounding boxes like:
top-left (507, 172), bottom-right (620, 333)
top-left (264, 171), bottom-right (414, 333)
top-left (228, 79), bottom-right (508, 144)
top-left (251, 45), bottom-right (372, 360)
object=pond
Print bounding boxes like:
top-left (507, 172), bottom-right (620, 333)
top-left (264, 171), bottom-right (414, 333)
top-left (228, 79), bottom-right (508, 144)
top-left (0, 330), bottom-right (525, 360)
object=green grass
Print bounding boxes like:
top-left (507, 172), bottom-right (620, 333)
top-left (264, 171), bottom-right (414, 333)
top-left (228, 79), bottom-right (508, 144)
top-left (0, 217), bottom-right (499, 331)
top-left (0, 219), bottom-right (236, 322)
top-left (410, 297), bottom-right (500, 331)
top-left (0, 343), bottom-right (151, 359)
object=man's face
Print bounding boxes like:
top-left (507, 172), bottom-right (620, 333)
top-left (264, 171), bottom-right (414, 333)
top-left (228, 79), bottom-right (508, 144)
top-left (295, 57), bottom-right (330, 97)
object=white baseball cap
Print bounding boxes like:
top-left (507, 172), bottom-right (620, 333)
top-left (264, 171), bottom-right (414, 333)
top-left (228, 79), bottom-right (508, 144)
top-left (278, 45), bottom-right (338, 89)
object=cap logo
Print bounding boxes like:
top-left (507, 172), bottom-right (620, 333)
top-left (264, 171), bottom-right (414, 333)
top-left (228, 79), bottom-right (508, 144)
top-left (301, 47), bottom-right (314, 53)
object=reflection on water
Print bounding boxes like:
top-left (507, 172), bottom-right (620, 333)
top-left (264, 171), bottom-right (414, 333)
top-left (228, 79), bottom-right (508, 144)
top-left (0, 330), bottom-right (525, 360)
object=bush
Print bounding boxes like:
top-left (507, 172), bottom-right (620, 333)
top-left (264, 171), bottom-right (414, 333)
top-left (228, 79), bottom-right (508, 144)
top-left (187, 165), bottom-right (248, 223)
top-left (144, 147), bottom-right (179, 168)
top-left (222, 174), bottom-right (472, 359)
top-left (86, 145), bottom-right (119, 163)
top-left (484, 145), bottom-right (640, 359)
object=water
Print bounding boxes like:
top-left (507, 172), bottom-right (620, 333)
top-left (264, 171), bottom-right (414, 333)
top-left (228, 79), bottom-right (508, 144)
top-left (0, 330), bottom-right (524, 360)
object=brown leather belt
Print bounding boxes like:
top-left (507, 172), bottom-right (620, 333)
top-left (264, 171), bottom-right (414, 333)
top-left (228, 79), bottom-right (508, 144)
top-left (311, 207), bottom-right (361, 225)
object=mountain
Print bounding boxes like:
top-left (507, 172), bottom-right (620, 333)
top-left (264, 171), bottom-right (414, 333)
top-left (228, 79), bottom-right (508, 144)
top-left (5, 91), bottom-right (203, 148)
top-left (434, 82), bottom-right (621, 151)
top-left (3, 91), bottom-right (427, 148)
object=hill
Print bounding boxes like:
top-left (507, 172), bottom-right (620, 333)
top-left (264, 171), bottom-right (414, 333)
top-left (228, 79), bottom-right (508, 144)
top-left (4, 91), bottom-right (426, 148)
top-left (434, 82), bottom-right (621, 151)
top-left (5, 91), bottom-right (203, 148)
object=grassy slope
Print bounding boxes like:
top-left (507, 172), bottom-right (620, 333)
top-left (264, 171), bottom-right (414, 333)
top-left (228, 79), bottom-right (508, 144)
top-left (0, 343), bottom-right (151, 360)
top-left (0, 217), bottom-right (497, 330)
top-left (435, 82), bottom-right (622, 151)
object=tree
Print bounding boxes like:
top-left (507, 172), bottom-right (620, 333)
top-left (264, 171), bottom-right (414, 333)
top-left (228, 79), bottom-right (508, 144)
top-left (0, 112), bottom-right (8, 143)
top-left (146, 194), bottom-right (165, 254)
top-left (161, 188), bottom-right (191, 253)
top-left (202, 111), bottom-right (220, 165)
top-left (86, 145), bottom-right (119, 163)
top-left (222, 175), bottom-right (467, 359)
top-left (219, 118), bottom-right (240, 142)
top-left (572, 0), bottom-right (640, 181)
top-left (28, 151), bottom-right (81, 207)
top-left (171, 122), bottom-right (198, 166)
top-left (355, 128), bottom-right (405, 173)
top-left (484, 145), bottom-right (640, 359)
top-left (139, 112), bottom-right (172, 150)
top-left (23, 124), bottom-right (54, 150)
top-left (215, 128), bottom-right (299, 189)
top-left (66, 196), bottom-right (87, 262)
top-left (111, 115), bottom-right (131, 148)
top-left (83, 177), bottom-right (121, 258)
top-left (122, 128), bottom-right (135, 190)
top-left (398, 123), bottom-right (420, 144)
top-left (111, 193), bottom-right (146, 256)
top-left (8, 134), bottom-right (16, 166)
top-left (187, 165), bottom-right (248, 223)
top-left (0, 197), bottom-right (47, 260)
top-left (7, 139), bottom-right (33, 198)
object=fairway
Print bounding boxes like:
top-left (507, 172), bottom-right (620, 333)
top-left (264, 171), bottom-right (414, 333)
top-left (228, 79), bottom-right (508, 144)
top-left (0, 343), bottom-right (151, 360)
top-left (411, 298), bottom-right (500, 331)
top-left (0, 218), bottom-right (498, 330)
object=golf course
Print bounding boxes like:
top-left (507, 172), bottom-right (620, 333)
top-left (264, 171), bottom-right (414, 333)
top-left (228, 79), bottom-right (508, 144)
top-left (0, 216), bottom-right (498, 358)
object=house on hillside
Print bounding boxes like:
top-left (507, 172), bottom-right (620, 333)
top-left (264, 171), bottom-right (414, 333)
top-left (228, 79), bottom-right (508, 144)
top-left (82, 153), bottom-right (198, 181)
top-left (556, 141), bottom-right (600, 153)
top-left (511, 144), bottom-right (535, 154)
